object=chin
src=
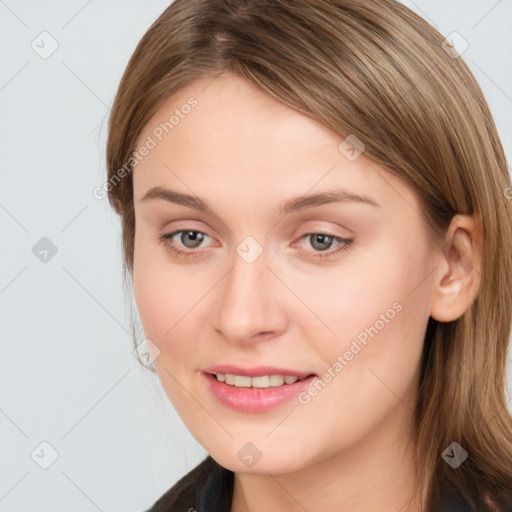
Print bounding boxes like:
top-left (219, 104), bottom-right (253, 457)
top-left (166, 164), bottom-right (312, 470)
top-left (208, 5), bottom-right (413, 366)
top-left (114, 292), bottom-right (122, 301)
top-left (208, 442), bottom-right (312, 475)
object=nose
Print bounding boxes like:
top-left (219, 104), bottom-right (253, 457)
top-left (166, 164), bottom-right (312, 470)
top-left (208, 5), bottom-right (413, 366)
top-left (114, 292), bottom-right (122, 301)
top-left (211, 246), bottom-right (288, 345)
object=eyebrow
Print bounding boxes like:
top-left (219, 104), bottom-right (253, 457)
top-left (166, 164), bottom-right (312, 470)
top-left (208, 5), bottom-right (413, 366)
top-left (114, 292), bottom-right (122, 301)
top-left (140, 186), bottom-right (381, 215)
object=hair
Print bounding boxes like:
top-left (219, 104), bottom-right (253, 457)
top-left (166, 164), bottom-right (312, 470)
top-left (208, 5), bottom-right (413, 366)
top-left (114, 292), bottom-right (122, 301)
top-left (105, 0), bottom-right (512, 509)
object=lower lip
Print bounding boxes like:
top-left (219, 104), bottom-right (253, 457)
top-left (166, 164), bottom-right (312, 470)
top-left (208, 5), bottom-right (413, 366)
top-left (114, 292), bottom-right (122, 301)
top-left (203, 372), bottom-right (317, 412)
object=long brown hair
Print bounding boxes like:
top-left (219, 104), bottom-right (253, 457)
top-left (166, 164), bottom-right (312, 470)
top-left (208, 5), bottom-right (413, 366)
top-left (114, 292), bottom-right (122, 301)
top-left (105, 0), bottom-right (512, 509)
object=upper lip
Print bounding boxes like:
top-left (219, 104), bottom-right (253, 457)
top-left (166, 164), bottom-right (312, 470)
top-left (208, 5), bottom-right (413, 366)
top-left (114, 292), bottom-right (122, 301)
top-left (203, 365), bottom-right (315, 378)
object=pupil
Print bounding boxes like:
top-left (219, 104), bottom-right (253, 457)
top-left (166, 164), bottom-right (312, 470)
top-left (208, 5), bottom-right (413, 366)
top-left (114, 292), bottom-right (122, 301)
top-left (312, 234), bottom-right (332, 251)
top-left (183, 231), bottom-right (204, 248)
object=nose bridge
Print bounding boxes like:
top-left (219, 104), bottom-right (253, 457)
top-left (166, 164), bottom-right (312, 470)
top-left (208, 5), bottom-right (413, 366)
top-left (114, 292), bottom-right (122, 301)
top-left (213, 242), bottom-right (283, 342)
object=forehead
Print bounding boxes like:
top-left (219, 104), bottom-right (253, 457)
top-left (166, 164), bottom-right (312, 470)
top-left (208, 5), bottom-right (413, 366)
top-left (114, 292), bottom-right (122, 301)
top-left (132, 74), bottom-right (419, 217)
top-left (135, 73), bottom-right (339, 159)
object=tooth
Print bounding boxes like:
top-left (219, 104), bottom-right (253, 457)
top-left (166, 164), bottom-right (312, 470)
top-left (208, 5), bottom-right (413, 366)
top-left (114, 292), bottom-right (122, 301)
top-left (234, 375), bottom-right (252, 387)
top-left (215, 373), bottom-right (304, 387)
top-left (269, 375), bottom-right (285, 386)
top-left (251, 375), bottom-right (271, 388)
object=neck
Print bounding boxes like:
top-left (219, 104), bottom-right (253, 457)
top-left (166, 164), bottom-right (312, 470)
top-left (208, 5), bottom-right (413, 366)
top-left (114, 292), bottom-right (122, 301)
top-left (231, 406), bottom-right (422, 512)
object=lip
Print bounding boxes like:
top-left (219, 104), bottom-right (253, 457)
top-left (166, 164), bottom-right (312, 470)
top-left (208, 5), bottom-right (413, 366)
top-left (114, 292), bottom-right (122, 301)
top-left (203, 365), bottom-right (314, 378)
top-left (202, 370), bottom-right (317, 412)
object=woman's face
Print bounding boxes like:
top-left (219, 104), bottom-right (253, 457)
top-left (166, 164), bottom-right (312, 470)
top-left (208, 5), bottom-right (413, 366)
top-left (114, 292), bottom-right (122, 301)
top-left (131, 73), bottom-right (436, 474)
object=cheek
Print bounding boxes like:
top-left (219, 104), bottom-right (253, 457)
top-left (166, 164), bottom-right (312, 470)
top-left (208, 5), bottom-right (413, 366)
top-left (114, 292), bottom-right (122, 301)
top-left (132, 249), bottom-right (166, 341)
top-left (132, 233), bottom-right (213, 368)
top-left (133, 232), bottom-right (183, 348)
top-left (301, 254), bottom-right (409, 351)
top-left (132, 242), bottom-right (212, 419)
top-left (308, 242), bottom-right (431, 391)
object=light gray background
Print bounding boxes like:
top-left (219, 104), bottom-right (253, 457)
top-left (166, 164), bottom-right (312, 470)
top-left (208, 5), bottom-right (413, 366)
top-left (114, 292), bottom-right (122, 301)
top-left (0, 1), bottom-right (511, 511)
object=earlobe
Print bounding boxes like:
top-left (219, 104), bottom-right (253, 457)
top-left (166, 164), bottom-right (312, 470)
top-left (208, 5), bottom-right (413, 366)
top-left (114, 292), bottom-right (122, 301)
top-left (430, 214), bottom-right (483, 323)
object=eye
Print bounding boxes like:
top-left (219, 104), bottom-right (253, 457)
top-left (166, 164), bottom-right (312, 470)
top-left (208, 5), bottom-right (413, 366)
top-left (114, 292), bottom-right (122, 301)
top-left (158, 229), bottom-right (353, 261)
top-left (295, 232), bottom-right (353, 260)
top-left (158, 229), bottom-right (213, 259)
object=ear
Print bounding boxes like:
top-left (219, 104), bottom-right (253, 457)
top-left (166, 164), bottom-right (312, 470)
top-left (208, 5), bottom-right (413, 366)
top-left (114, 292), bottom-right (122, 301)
top-left (430, 214), bottom-right (484, 322)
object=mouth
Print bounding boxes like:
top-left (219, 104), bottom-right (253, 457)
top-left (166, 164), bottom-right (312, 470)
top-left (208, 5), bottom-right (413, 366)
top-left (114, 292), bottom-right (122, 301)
top-left (207, 372), bottom-right (315, 388)
top-left (202, 369), bottom-right (318, 412)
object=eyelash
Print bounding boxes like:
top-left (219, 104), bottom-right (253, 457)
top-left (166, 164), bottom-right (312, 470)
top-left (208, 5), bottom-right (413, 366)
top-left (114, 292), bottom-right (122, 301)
top-left (158, 229), bottom-right (353, 260)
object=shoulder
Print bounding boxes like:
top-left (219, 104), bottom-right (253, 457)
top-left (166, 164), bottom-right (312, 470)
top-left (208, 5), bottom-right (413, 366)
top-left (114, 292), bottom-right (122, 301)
top-left (143, 454), bottom-right (234, 512)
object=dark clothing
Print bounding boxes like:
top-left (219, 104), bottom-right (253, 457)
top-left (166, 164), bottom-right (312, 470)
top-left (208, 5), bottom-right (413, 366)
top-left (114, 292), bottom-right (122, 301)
top-left (145, 455), bottom-right (233, 512)
top-left (145, 454), bottom-right (510, 512)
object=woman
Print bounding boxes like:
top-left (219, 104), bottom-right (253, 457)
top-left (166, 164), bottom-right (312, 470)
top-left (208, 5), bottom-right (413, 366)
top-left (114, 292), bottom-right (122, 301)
top-left (105, 0), bottom-right (512, 510)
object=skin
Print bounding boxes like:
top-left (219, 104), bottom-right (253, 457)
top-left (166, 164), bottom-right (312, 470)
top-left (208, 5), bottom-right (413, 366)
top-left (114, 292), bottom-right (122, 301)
top-left (131, 73), bottom-right (482, 512)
